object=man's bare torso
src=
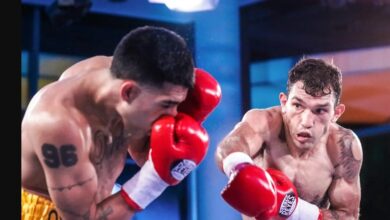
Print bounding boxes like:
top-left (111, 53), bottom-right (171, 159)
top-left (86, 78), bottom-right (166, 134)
top-left (21, 57), bottom-right (133, 202)
top-left (251, 107), bottom-right (351, 207)
top-left (240, 107), bottom-right (359, 220)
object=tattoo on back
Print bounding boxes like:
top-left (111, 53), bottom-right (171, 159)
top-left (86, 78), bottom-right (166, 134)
top-left (337, 128), bottom-right (361, 181)
top-left (42, 143), bottom-right (78, 168)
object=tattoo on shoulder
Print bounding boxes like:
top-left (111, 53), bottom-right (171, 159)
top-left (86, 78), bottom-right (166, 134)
top-left (337, 128), bottom-right (361, 181)
top-left (50, 176), bottom-right (94, 192)
top-left (42, 143), bottom-right (78, 168)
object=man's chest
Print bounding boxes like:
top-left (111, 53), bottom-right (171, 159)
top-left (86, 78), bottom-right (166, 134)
top-left (290, 161), bottom-right (333, 205)
top-left (263, 145), bottom-right (335, 206)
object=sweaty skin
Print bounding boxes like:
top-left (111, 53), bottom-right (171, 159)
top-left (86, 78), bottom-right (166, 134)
top-left (21, 56), bottom-right (188, 219)
top-left (216, 82), bottom-right (362, 220)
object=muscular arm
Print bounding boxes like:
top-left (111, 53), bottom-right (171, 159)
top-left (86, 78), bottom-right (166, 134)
top-left (215, 109), bottom-right (271, 172)
top-left (322, 130), bottom-right (363, 220)
top-left (31, 117), bottom-right (135, 220)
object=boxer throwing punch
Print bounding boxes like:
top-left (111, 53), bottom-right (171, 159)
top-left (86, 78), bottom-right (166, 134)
top-left (22, 26), bottom-right (221, 220)
top-left (216, 58), bottom-right (362, 220)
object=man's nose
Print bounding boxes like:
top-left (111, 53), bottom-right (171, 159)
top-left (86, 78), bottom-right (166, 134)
top-left (166, 106), bottom-right (178, 117)
top-left (301, 110), bottom-right (314, 128)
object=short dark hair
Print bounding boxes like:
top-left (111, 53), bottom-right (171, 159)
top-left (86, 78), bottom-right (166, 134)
top-left (287, 57), bottom-right (342, 104)
top-left (110, 26), bottom-right (194, 88)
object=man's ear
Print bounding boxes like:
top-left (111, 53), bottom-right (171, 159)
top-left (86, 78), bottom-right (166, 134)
top-left (279, 92), bottom-right (288, 113)
top-left (333, 103), bottom-right (345, 123)
top-left (120, 81), bottom-right (140, 103)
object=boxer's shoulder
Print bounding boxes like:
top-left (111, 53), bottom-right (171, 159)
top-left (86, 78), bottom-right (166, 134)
top-left (327, 124), bottom-right (363, 181)
top-left (241, 107), bottom-right (282, 135)
top-left (243, 106), bottom-right (281, 123)
top-left (329, 124), bottom-right (361, 153)
top-left (59, 55), bottom-right (112, 80)
top-left (23, 97), bottom-right (87, 144)
top-left (76, 55), bottom-right (112, 70)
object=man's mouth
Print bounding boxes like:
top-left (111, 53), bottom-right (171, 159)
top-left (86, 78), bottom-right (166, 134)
top-left (296, 132), bottom-right (312, 142)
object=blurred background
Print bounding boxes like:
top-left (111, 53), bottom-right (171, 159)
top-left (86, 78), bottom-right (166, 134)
top-left (21, 0), bottom-right (390, 219)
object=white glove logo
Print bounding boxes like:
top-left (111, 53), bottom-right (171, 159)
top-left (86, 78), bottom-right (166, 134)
top-left (171, 159), bottom-right (196, 181)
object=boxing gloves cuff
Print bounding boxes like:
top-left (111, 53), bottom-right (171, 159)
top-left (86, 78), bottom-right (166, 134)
top-left (121, 160), bottom-right (169, 210)
top-left (287, 198), bottom-right (321, 220)
top-left (223, 152), bottom-right (253, 177)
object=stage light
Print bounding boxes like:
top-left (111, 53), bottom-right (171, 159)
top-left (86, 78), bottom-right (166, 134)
top-left (149, 0), bottom-right (219, 12)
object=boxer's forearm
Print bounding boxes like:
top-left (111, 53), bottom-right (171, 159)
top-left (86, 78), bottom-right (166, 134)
top-left (322, 209), bottom-right (359, 220)
top-left (55, 193), bottom-right (135, 220)
top-left (215, 135), bottom-right (250, 171)
top-left (95, 193), bottom-right (136, 220)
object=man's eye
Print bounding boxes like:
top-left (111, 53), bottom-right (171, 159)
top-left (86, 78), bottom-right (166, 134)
top-left (315, 109), bottom-right (327, 114)
top-left (293, 103), bottom-right (301, 109)
top-left (161, 103), bottom-right (174, 109)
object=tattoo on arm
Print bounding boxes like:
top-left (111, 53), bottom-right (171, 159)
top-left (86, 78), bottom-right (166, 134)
top-left (50, 176), bottom-right (94, 192)
top-left (58, 207), bottom-right (91, 220)
top-left (59, 206), bottom-right (114, 220)
top-left (330, 210), bottom-right (340, 220)
top-left (97, 206), bottom-right (114, 220)
top-left (337, 129), bottom-right (361, 181)
top-left (42, 143), bottom-right (78, 168)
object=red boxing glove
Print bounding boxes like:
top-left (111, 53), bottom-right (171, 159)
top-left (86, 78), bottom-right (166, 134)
top-left (221, 152), bottom-right (321, 220)
top-left (178, 68), bottom-right (222, 123)
top-left (258, 169), bottom-right (323, 220)
top-left (150, 112), bottom-right (209, 185)
top-left (121, 113), bottom-right (209, 210)
top-left (221, 163), bottom-right (278, 218)
top-left (256, 168), bottom-right (299, 219)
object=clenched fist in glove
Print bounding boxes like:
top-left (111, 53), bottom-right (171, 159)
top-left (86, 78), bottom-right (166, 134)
top-left (121, 67), bottom-right (221, 212)
top-left (178, 68), bottom-right (221, 123)
top-left (120, 113), bottom-right (209, 211)
top-left (221, 152), bottom-right (323, 220)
